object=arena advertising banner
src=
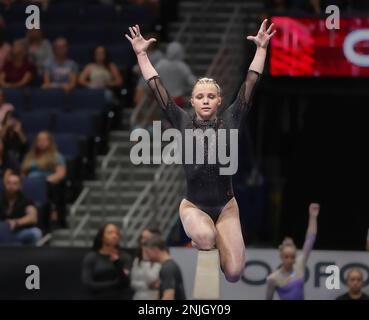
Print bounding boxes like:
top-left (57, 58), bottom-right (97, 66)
top-left (170, 248), bottom-right (369, 300)
top-left (270, 17), bottom-right (369, 76)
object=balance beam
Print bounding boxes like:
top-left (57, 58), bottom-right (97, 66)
top-left (193, 249), bottom-right (220, 299)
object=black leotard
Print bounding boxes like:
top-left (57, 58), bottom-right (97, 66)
top-left (146, 70), bottom-right (260, 223)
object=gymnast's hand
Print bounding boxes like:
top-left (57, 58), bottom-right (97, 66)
top-left (309, 203), bottom-right (320, 217)
top-left (247, 19), bottom-right (276, 49)
top-left (125, 24), bottom-right (157, 56)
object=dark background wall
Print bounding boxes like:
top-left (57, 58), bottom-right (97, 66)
top-left (0, 247), bottom-right (136, 300)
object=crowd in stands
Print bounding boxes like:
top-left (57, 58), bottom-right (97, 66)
top-left (0, 0), bottom-right (160, 245)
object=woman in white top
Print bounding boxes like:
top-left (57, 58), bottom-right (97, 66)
top-left (79, 45), bottom-right (123, 89)
top-left (130, 227), bottom-right (162, 300)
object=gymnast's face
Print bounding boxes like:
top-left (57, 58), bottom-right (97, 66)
top-left (191, 84), bottom-right (221, 121)
top-left (280, 246), bottom-right (296, 269)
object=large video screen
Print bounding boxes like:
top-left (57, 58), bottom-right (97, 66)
top-left (270, 17), bottom-right (369, 77)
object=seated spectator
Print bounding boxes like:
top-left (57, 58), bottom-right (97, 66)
top-left (82, 223), bottom-right (133, 299)
top-left (0, 110), bottom-right (27, 162)
top-left (0, 173), bottom-right (42, 245)
top-left (131, 227), bottom-right (162, 300)
top-left (0, 39), bottom-right (35, 88)
top-left (336, 268), bottom-right (369, 300)
top-left (0, 28), bottom-right (11, 70)
top-left (24, 29), bottom-right (53, 77)
top-left (0, 89), bottom-right (15, 125)
top-left (78, 45), bottom-right (123, 103)
top-left (21, 131), bottom-right (67, 227)
top-left (0, 138), bottom-right (19, 181)
top-left (42, 37), bottom-right (78, 93)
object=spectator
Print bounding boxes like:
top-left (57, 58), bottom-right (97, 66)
top-left (131, 227), bottom-right (162, 300)
top-left (155, 41), bottom-right (196, 107)
top-left (21, 131), bottom-right (67, 227)
top-left (82, 223), bottom-right (133, 299)
top-left (0, 39), bottom-right (35, 88)
top-left (78, 45), bottom-right (123, 94)
top-left (0, 138), bottom-right (19, 181)
top-left (133, 41), bottom-right (194, 131)
top-left (142, 234), bottom-right (186, 300)
top-left (336, 268), bottom-right (369, 300)
top-left (366, 228), bottom-right (369, 251)
top-left (42, 37), bottom-right (78, 93)
top-left (0, 28), bottom-right (11, 70)
top-left (24, 29), bottom-right (53, 76)
top-left (0, 172), bottom-right (42, 245)
top-left (0, 89), bottom-right (14, 126)
top-left (0, 110), bottom-right (27, 162)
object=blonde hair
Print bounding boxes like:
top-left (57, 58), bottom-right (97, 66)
top-left (192, 77), bottom-right (221, 96)
top-left (279, 237), bottom-right (297, 253)
top-left (22, 131), bottom-right (60, 174)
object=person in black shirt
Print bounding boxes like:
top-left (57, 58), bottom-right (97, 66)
top-left (142, 234), bottom-right (186, 300)
top-left (0, 173), bottom-right (42, 245)
top-left (125, 21), bottom-right (276, 282)
top-left (336, 268), bottom-right (369, 300)
top-left (81, 223), bottom-right (133, 299)
top-left (0, 138), bottom-right (19, 180)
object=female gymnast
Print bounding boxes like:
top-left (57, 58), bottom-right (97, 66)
top-left (125, 20), bottom-right (275, 282)
top-left (266, 203), bottom-right (320, 299)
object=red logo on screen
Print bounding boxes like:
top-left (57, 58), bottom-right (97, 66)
top-left (270, 17), bottom-right (369, 77)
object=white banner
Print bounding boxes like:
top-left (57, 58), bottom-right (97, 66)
top-left (170, 248), bottom-right (369, 300)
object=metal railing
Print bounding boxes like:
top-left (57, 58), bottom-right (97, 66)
top-left (122, 145), bottom-right (185, 248)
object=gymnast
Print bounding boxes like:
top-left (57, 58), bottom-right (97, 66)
top-left (125, 20), bottom-right (275, 282)
top-left (266, 203), bottom-right (320, 299)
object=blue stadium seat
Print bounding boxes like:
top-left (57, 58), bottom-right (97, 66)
top-left (43, 24), bottom-right (71, 41)
top-left (106, 43), bottom-right (133, 69)
top-left (20, 111), bottom-right (54, 134)
top-left (69, 44), bottom-right (91, 67)
top-left (3, 88), bottom-right (26, 110)
top-left (45, 4), bottom-right (82, 23)
top-left (22, 177), bottom-right (48, 208)
top-left (29, 89), bottom-right (65, 111)
top-left (7, 22), bottom-right (27, 39)
top-left (54, 111), bottom-right (95, 137)
top-left (67, 88), bottom-right (105, 111)
top-left (82, 5), bottom-right (117, 23)
top-left (121, 5), bottom-right (155, 25)
top-left (54, 133), bottom-right (79, 160)
top-left (69, 25), bottom-right (107, 45)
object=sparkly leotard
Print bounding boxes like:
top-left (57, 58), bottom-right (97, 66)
top-left (146, 70), bottom-right (260, 223)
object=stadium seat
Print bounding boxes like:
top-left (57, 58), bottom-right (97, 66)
top-left (20, 111), bottom-right (54, 134)
top-left (67, 88), bottom-right (106, 111)
top-left (29, 89), bottom-right (65, 111)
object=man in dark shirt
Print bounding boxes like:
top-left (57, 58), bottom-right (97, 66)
top-left (0, 173), bottom-right (42, 245)
top-left (142, 234), bottom-right (186, 300)
top-left (336, 268), bottom-right (369, 300)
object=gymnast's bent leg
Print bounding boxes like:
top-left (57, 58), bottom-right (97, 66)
top-left (179, 199), bottom-right (217, 250)
top-left (215, 197), bottom-right (246, 282)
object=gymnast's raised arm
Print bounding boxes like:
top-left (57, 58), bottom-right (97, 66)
top-left (301, 203), bottom-right (320, 264)
top-left (230, 19), bottom-right (276, 116)
top-left (125, 25), bottom-right (173, 110)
